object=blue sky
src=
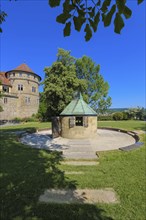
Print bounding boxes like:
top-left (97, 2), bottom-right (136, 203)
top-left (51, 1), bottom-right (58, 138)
top-left (0, 0), bottom-right (145, 108)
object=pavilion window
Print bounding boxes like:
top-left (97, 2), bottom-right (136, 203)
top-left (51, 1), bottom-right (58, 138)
top-left (75, 116), bottom-right (83, 126)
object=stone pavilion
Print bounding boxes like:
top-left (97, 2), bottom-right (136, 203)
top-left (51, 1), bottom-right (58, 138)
top-left (59, 92), bottom-right (97, 139)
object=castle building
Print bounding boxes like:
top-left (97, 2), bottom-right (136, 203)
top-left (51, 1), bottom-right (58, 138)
top-left (0, 63), bottom-right (41, 120)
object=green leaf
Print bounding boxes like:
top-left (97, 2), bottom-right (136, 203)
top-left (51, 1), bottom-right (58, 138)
top-left (88, 7), bottom-right (92, 11)
top-left (94, 12), bottom-right (100, 25)
top-left (101, 0), bottom-right (111, 13)
top-left (89, 19), bottom-right (96, 32)
top-left (123, 6), bottom-right (132, 19)
top-left (63, 0), bottom-right (75, 12)
top-left (97, 0), bottom-right (101, 6)
top-left (73, 16), bottom-right (86, 32)
top-left (104, 4), bottom-right (116, 27)
top-left (84, 24), bottom-right (92, 41)
top-left (56, 13), bottom-right (71, 24)
top-left (116, 0), bottom-right (126, 14)
top-left (114, 13), bottom-right (125, 34)
top-left (49, 0), bottom-right (61, 8)
top-left (88, 7), bottom-right (95, 18)
top-left (77, 8), bottom-right (86, 16)
top-left (137, 0), bottom-right (144, 4)
top-left (64, 22), bottom-right (71, 36)
top-left (102, 13), bottom-right (106, 22)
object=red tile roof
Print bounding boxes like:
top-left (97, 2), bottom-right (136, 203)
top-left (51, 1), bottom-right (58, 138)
top-left (14, 63), bottom-right (35, 73)
top-left (0, 72), bottom-right (12, 86)
top-left (4, 63), bottom-right (41, 81)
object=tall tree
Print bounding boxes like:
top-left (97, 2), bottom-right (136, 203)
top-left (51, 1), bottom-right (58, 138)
top-left (44, 49), bottom-right (111, 117)
top-left (44, 51), bottom-right (86, 117)
top-left (57, 48), bottom-right (76, 66)
top-left (37, 92), bottom-right (48, 121)
top-left (49, 0), bottom-right (144, 41)
top-left (75, 55), bottom-right (111, 113)
top-left (127, 107), bottom-right (145, 120)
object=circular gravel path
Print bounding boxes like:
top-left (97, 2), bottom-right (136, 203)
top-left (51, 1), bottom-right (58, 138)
top-left (20, 129), bottom-right (136, 159)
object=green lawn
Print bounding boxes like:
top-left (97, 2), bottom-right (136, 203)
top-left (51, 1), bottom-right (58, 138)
top-left (98, 120), bottom-right (146, 131)
top-left (0, 121), bottom-right (51, 132)
top-left (0, 121), bottom-right (145, 220)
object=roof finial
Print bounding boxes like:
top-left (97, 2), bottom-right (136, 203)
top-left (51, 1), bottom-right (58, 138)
top-left (73, 91), bottom-right (83, 100)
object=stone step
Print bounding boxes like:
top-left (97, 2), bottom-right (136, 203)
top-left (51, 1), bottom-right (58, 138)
top-left (63, 152), bottom-right (97, 159)
top-left (39, 188), bottom-right (119, 204)
top-left (61, 161), bottom-right (99, 166)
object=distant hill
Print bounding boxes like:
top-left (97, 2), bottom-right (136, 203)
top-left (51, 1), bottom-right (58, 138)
top-left (108, 108), bottom-right (128, 113)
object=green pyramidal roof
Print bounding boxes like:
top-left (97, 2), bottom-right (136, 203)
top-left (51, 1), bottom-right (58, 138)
top-left (60, 92), bottom-right (97, 116)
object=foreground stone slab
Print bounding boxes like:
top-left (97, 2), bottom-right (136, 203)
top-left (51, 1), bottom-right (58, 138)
top-left (62, 161), bottom-right (99, 166)
top-left (65, 171), bottom-right (84, 175)
top-left (39, 188), bottom-right (119, 204)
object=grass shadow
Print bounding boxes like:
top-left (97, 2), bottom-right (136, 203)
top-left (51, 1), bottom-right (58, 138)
top-left (0, 131), bottom-right (114, 220)
top-left (134, 125), bottom-right (146, 131)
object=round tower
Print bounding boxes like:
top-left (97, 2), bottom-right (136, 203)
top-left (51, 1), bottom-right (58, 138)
top-left (5, 63), bottom-right (41, 119)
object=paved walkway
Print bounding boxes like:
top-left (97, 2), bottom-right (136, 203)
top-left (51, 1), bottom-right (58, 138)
top-left (20, 129), bottom-right (136, 159)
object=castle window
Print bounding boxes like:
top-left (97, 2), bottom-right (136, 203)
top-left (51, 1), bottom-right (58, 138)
top-left (3, 85), bottom-right (9, 93)
top-left (18, 84), bottom-right (23, 91)
top-left (32, 86), bottom-right (36, 92)
top-left (4, 98), bottom-right (8, 104)
top-left (25, 97), bottom-right (30, 104)
top-left (37, 98), bottom-right (39, 104)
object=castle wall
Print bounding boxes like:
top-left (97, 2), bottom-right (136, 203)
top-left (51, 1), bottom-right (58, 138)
top-left (61, 116), bottom-right (97, 139)
top-left (0, 95), bottom-right (18, 120)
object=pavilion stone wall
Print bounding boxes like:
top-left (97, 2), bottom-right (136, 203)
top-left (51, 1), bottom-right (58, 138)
top-left (61, 116), bottom-right (97, 139)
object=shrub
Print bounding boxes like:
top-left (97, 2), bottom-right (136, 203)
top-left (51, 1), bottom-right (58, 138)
top-left (113, 112), bottom-right (123, 121)
top-left (98, 115), bottom-right (113, 121)
top-left (21, 116), bottom-right (39, 122)
top-left (12, 117), bottom-right (22, 122)
top-left (122, 112), bottom-right (129, 120)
